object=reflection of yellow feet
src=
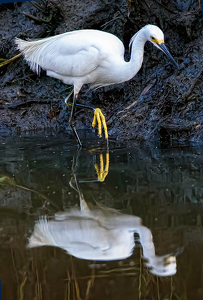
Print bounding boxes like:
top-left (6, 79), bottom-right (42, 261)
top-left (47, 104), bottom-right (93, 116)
top-left (94, 152), bottom-right (109, 182)
top-left (92, 108), bottom-right (108, 140)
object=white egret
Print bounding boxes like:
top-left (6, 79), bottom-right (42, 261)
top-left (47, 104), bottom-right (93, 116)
top-left (15, 25), bottom-right (178, 147)
top-left (28, 202), bottom-right (177, 276)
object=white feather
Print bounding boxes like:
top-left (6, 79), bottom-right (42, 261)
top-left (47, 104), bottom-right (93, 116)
top-left (16, 25), bottom-right (173, 92)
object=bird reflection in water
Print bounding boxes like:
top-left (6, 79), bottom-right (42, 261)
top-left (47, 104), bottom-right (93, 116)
top-left (28, 151), bottom-right (176, 277)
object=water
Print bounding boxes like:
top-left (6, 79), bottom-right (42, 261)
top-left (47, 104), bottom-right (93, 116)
top-left (0, 133), bottom-right (203, 299)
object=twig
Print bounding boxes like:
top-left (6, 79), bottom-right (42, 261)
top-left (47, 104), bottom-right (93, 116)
top-left (153, 0), bottom-right (176, 14)
top-left (181, 67), bottom-right (203, 101)
top-left (31, 1), bottom-right (47, 14)
top-left (18, 272), bottom-right (27, 300)
top-left (0, 53), bottom-right (21, 68)
top-left (0, 99), bottom-right (59, 109)
top-left (10, 73), bottom-right (36, 83)
top-left (23, 11), bottom-right (51, 24)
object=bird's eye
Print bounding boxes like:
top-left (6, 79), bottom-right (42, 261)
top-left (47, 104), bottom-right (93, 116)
top-left (151, 36), bottom-right (155, 41)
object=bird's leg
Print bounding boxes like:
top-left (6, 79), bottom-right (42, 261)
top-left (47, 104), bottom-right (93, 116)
top-left (69, 151), bottom-right (90, 215)
top-left (64, 90), bottom-right (74, 120)
top-left (65, 91), bottom-right (82, 148)
top-left (66, 100), bottom-right (109, 148)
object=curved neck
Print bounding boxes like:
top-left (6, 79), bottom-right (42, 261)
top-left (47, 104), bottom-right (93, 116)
top-left (130, 30), bottom-right (146, 67)
top-left (118, 29), bottom-right (147, 83)
top-left (105, 28), bottom-right (148, 85)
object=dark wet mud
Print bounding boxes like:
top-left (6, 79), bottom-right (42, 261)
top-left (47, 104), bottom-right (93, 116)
top-left (0, 0), bottom-right (203, 144)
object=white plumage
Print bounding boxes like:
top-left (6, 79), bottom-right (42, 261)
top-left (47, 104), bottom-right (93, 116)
top-left (16, 24), bottom-right (177, 95)
top-left (15, 25), bottom-right (177, 146)
top-left (28, 207), bottom-right (177, 276)
top-left (27, 166), bottom-right (177, 276)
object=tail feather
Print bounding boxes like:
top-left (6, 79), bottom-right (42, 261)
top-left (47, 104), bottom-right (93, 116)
top-left (15, 38), bottom-right (48, 74)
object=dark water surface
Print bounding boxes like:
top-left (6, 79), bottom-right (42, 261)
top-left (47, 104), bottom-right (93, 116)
top-left (0, 133), bottom-right (203, 300)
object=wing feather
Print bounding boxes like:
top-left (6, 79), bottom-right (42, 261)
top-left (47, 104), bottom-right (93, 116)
top-left (16, 31), bottom-right (103, 77)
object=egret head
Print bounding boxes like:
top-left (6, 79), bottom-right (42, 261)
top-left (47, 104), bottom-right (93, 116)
top-left (145, 25), bottom-right (178, 68)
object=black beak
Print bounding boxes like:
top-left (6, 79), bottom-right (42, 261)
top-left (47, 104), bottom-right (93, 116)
top-left (159, 42), bottom-right (179, 69)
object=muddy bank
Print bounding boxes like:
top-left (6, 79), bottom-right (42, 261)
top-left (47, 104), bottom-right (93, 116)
top-left (0, 0), bottom-right (202, 145)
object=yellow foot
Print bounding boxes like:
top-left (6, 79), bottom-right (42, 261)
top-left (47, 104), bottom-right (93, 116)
top-left (94, 152), bottom-right (109, 182)
top-left (92, 108), bottom-right (108, 140)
